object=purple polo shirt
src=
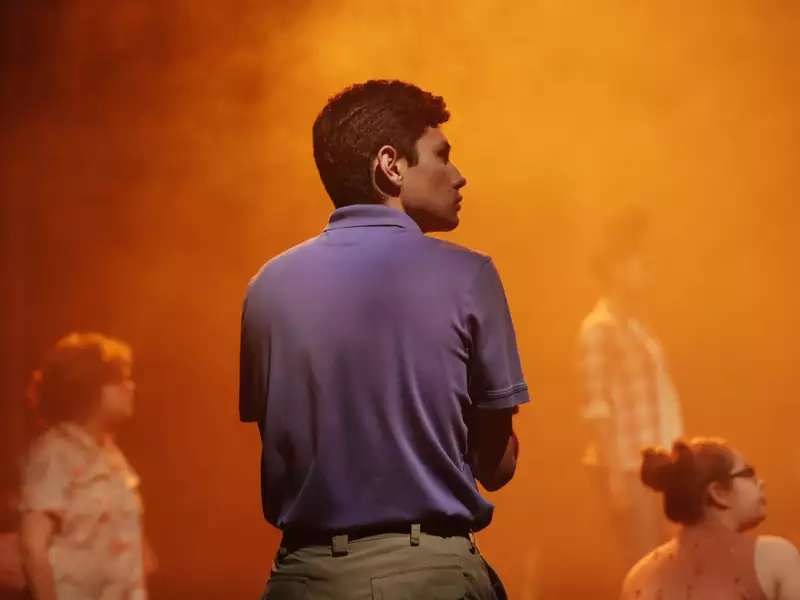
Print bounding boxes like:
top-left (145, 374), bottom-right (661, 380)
top-left (239, 204), bottom-right (529, 533)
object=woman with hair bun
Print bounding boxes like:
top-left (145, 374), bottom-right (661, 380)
top-left (18, 333), bottom-right (155, 600)
top-left (621, 438), bottom-right (800, 600)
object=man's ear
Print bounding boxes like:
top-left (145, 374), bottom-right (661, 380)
top-left (372, 145), bottom-right (406, 198)
top-left (707, 480), bottom-right (733, 510)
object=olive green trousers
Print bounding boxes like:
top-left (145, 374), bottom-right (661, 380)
top-left (260, 530), bottom-right (504, 600)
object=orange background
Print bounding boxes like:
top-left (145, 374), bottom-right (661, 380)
top-left (2, 2), bottom-right (799, 597)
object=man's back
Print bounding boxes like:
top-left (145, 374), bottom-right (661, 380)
top-left (240, 205), bottom-right (528, 534)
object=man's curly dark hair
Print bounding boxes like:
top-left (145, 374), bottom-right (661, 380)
top-left (312, 80), bottom-right (450, 208)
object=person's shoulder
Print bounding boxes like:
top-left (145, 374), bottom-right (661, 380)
top-left (417, 238), bottom-right (494, 281)
top-left (579, 301), bottom-right (617, 341)
top-left (757, 535), bottom-right (800, 562)
top-left (246, 236), bottom-right (322, 289)
top-left (581, 299), bottom-right (615, 326)
top-left (423, 237), bottom-right (489, 264)
top-left (622, 540), bottom-right (674, 598)
top-left (22, 427), bottom-right (78, 474)
top-left (26, 427), bottom-right (71, 457)
top-left (755, 535), bottom-right (800, 598)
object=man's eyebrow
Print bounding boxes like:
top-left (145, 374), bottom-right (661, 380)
top-left (436, 141), bottom-right (451, 154)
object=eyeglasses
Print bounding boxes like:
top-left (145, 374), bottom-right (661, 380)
top-left (729, 465), bottom-right (757, 480)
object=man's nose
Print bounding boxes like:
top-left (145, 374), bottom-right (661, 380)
top-left (453, 168), bottom-right (466, 190)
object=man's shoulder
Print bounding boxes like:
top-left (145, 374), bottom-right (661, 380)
top-left (246, 235), bottom-right (491, 295)
top-left (247, 236), bottom-right (322, 287)
top-left (420, 237), bottom-right (491, 271)
top-left (579, 301), bottom-right (618, 339)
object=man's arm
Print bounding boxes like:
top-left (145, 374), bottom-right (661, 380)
top-left (465, 258), bottom-right (529, 489)
top-left (19, 511), bottom-right (57, 600)
top-left (471, 408), bottom-right (518, 491)
top-left (239, 292), bottom-right (269, 426)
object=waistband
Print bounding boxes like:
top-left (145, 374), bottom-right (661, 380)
top-left (280, 520), bottom-right (472, 555)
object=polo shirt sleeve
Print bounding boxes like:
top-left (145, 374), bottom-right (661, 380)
top-left (239, 293), bottom-right (269, 424)
top-left (466, 258), bottom-right (530, 410)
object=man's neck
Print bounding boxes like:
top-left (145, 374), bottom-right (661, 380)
top-left (377, 197), bottom-right (432, 233)
top-left (381, 197), bottom-right (405, 214)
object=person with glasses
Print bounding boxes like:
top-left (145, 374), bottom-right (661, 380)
top-left (621, 438), bottom-right (800, 600)
top-left (18, 333), bottom-right (156, 600)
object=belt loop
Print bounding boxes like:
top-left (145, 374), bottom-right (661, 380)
top-left (331, 534), bottom-right (349, 557)
top-left (410, 523), bottom-right (421, 546)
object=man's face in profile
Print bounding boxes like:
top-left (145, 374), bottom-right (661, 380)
top-left (399, 127), bottom-right (467, 233)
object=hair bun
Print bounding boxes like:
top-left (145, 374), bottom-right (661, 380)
top-left (641, 447), bottom-right (673, 491)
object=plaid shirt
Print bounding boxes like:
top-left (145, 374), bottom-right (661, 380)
top-left (578, 300), bottom-right (683, 472)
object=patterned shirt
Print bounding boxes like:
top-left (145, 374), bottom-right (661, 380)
top-left (20, 423), bottom-right (146, 600)
top-left (578, 299), bottom-right (683, 472)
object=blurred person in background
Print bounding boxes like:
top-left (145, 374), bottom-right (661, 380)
top-left (578, 207), bottom-right (684, 566)
top-left (622, 437), bottom-right (800, 600)
top-left (19, 332), bottom-right (155, 600)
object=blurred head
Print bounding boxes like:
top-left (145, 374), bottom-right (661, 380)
top-left (641, 438), bottom-right (766, 531)
top-left (592, 206), bottom-right (650, 299)
top-left (29, 332), bottom-right (135, 429)
top-left (312, 79), bottom-right (466, 232)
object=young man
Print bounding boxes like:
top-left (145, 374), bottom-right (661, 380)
top-left (578, 208), bottom-right (684, 567)
top-left (240, 80), bottom-right (529, 598)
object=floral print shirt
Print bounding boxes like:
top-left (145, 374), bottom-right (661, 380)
top-left (20, 423), bottom-right (146, 600)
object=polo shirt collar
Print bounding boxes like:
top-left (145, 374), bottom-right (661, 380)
top-left (325, 204), bottom-right (422, 233)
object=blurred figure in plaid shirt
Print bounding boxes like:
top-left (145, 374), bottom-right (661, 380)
top-left (578, 207), bottom-right (684, 567)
